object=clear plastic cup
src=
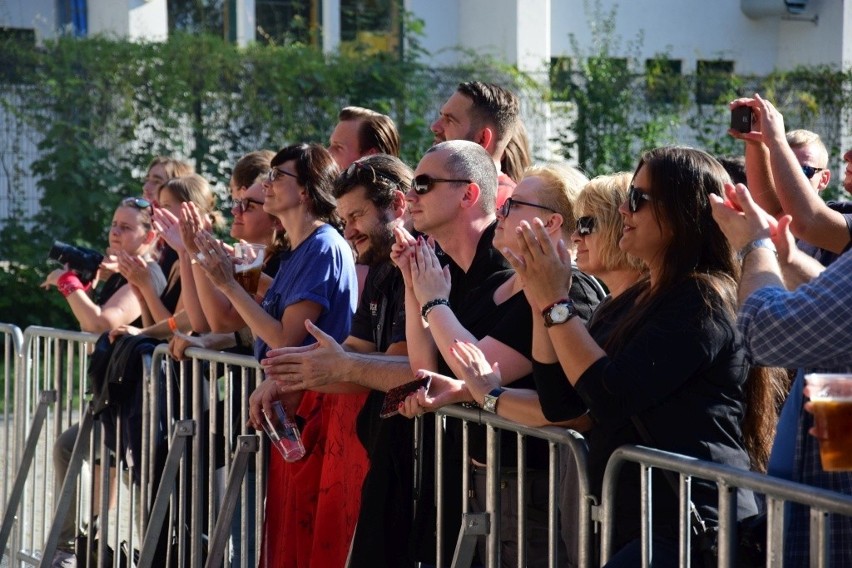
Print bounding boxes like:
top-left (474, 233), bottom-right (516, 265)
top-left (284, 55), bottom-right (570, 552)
top-left (261, 400), bottom-right (306, 462)
top-left (233, 243), bottom-right (266, 295)
top-left (805, 373), bottom-right (852, 471)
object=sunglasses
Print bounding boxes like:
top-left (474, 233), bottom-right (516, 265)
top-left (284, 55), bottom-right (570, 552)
top-left (121, 196), bottom-right (154, 213)
top-left (576, 216), bottom-right (596, 236)
top-left (627, 184), bottom-right (653, 213)
top-left (266, 167), bottom-right (298, 183)
top-left (231, 197), bottom-right (265, 214)
top-left (498, 197), bottom-right (557, 218)
top-left (345, 160), bottom-right (404, 190)
top-left (801, 165), bottom-right (824, 179)
top-left (411, 174), bottom-right (471, 195)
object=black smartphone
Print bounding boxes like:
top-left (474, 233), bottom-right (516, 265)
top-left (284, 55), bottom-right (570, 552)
top-left (379, 376), bottom-right (431, 419)
top-left (731, 106), bottom-right (753, 133)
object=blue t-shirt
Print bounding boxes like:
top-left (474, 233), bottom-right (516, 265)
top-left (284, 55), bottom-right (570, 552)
top-left (254, 224), bottom-right (357, 360)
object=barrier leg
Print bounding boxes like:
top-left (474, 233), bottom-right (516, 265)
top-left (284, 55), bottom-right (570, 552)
top-left (204, 435), bottom-right (260, 568)
top-left (451, 512), bottom-right (489, 568)
top-left (37, 405), bottom-right (95, 568)
top-left (137, 419), bottom-right (195, 568)
top-left (0, 390), bottom-right (57, 558)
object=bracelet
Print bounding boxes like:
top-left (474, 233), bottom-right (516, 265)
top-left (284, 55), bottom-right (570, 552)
top-left (167, 316), bottom-right (178, 333)
top-left (57, 271), bottom-right (90, 298)
top-left (421, 297), bottom-right (450, 320)
top-left (738, 238), bottom-right (776, 261)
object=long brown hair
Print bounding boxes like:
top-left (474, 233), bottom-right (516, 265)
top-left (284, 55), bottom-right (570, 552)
top-left (600, 146), bottom-right (782, 471)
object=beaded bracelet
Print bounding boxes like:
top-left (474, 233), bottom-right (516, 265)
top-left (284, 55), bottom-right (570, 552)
top-left (420, 297), bottom-right (450, 320)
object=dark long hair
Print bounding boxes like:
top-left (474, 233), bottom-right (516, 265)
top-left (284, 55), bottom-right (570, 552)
top-left (271, 143), bottom-right (341, 226)
top-left (600, 146), bottom-right (781, 472)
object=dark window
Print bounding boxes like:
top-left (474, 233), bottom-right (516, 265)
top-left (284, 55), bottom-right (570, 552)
top-left (340, 0), bottom-right (400, 55)
top-left (57, 0), bottom-right (88, 36)
top-left (0, 28), bottom-right (36, 83)
top-left (255, 0), bottom-right (317, 45)
top-left (645, 58), bottom-right (684, 104)
top-left (696, 60), bottom-right (734, 105)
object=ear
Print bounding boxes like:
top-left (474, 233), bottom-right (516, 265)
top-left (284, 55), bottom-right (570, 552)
top-left (459, 182), bottom-right (482, 209)
top-left (477, 127), bottom-right (495, 153)
top-left (543, 212), bottom-right (564, 235)
top-left (817, 169), bottom-right (831, 191)
top-left (363, 147), bottom-right (379, 157)
top-left (391, 189), bottom-right (407, 219)
top-left (143, 229), bottom-right (158, 246)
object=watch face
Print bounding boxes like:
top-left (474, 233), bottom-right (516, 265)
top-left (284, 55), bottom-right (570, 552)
top-left (550, 303), bottom-right (571, 323)
top-left (483, 396), bottom-right (498, 413)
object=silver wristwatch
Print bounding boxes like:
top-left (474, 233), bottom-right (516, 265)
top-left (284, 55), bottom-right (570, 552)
top-left (482, 387), bottom-right (506, 413)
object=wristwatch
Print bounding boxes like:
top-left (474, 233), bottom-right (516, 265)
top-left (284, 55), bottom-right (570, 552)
top-left (738, 238), bottom-right (777, 261)
top-left (542, 299), bottom-right (577, 327)
top-left (482, 387), bottom-right (506, 413)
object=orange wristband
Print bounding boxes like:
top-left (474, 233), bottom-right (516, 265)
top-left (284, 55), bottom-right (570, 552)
top-left (167, 316), bottom-right (178, 333)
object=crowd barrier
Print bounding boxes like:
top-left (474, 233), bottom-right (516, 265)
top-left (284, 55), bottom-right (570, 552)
top-left (1, 323), bottom-right (852, 568)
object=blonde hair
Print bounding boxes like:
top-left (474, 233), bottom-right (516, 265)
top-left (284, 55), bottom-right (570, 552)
top-left (521, 163), bottom-right (588, 237)
top-left (576, 173), bottom-right (645, 273)
top-left (786, 129), bottom-right (828, 167)
top-left (161, 174), bottom-right (226, 231)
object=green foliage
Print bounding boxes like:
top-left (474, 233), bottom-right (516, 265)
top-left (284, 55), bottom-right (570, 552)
top-left (0, 28), bottom-right (516, 328)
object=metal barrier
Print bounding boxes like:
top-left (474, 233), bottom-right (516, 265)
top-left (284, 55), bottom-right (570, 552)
top-left (599, 445), bottom-right (852, 567)
top-left (0, 323), bottom-right (23, 507)
top-left (434, 405), bottom-right (594, 568)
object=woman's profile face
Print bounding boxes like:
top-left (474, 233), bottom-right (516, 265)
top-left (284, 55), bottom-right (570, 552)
top-left (231, 181), bottom-right (275, 242)
top-left (572, 213), bottom-right (605, 276)
top-left (157, 186), bottom-right (182, 218)
top-left (493, 175), bottom-right (554, 253)
top-left (143, 164), bottom-right (168, 203)
top-left (617, 165), bottom-right (672, 270)
top-left (109, 206), bottom-right (151, 255)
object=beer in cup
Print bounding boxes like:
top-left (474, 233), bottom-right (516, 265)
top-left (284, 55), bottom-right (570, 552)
top-left (233, 243), bottom-right (265, 295)
top-left (805, 373), bottom-right (852, 471)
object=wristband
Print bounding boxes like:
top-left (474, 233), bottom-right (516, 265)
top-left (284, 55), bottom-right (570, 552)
top-left (738, 238), bottom-right (776, 261)
top-left (421, 297), bottom-right (450, 320)
top-left (57, 271), bottom-right (90, 298)
top-left (167, 316), bottom-right (178, 333)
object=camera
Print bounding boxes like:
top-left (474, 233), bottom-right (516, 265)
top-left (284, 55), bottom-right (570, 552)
top-left (48, 241), bottom-right (104, 284)
top-left (731, 106), bottom-right (753, 134)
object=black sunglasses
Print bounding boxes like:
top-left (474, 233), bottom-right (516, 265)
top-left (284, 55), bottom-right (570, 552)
top-left (576, 216), bottom-right (596, 236)
top-left (801, 165), bottom-right (824, 179)
top-left (627, 184), bottom-right (653, 213)
top-left (411, 174), bottom-right (471, 195)
top-left (345, 160), bottom-right (404, 190)
top-left (267, 167), bottom-right (298, 183)
top-left (231, 197), bottom-right (265, 214)
top-left (121, 196), bottom-right (153, 213)
top-left (498, 197), bottom-right (557, 218)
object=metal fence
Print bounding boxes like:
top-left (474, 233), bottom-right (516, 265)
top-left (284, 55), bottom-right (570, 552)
top-left (2, 323), bottom-right (852, 568)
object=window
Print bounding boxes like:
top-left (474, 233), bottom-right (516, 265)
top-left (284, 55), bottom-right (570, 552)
top-left (57, 0), bottom-right (88, 36)
top-left (255, 0), bottom-right (318, 46)
top-left (696, 60), bottom-right (735, 105)
top-left (340, 0), bottom-right (401, 55)
top-left (645, 58), bottom-right (684, 104)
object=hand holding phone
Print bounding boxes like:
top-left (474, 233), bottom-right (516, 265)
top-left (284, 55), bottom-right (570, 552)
top-left (731, 106), bottom-right (753, 133)
top-left (379, 375), bottom-right (432, 419)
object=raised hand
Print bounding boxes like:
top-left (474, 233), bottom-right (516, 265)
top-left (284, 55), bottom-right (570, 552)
top-left (506, 218), bottom-right (572, 313)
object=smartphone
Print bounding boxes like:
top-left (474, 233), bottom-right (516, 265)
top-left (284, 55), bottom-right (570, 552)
top-left (379, 376), bottom-right (431, 419)
top-left (731, 106), bottom-right (753, 133)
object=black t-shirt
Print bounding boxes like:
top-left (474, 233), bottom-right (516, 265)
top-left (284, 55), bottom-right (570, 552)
top-left (796, 200), bottom-right (852, 266)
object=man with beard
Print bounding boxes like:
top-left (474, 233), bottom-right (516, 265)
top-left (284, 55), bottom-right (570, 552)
top-left (431, 81), bottom-right (523, 208)
top-left (261, 154), bottom-right (418, 567)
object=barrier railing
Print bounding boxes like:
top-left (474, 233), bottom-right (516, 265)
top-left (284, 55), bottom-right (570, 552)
top-left (4, 323), bottom-right (852, 568)
top-left (0, 323), bottom-right (23, 507)
top-left (434, 405), bottom-right (594, 568)
top-left (599, 445), bottom-right (852, 567)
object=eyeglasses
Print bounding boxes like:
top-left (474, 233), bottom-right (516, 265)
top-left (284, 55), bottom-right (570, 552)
top-left (801, 165), bottom-right (825, 179)
top-left (627, 184), bottom-right (653, 213)
top-left (411, 174), bottom-right (471, 195)
top-left (498, 197), bottom-right (557, 218)
top-left (266, 167), bottom-right (298, 183)
top-left (121, 196), bottom-right (153, 213)
top-left (231, 197), bottom-right (265, 214)
top-left (576, 216), bottom-right (596, 236)
top-left (345, 160), bottom-right (404, 190)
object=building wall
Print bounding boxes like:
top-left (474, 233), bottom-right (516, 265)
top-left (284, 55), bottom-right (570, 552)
top-left (1, 0), bottom-right (57, 41)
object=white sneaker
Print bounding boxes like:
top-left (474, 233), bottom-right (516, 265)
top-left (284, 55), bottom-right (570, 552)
top-left (50, 549), bottom-right (77, 568)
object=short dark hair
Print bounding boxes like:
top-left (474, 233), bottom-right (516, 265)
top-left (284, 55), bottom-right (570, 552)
top-left (333, 154), bottom-right (413, 210)
top-left (231, 150), bottom-right (275, 189)
top-left (271, 143), bottom-right (340, 223)
top-left (338, 106), bottom-right (400, 158)
top-left (456, 81), bottom-right (520, 150)
top-left (147, 156), bottom-right (194, 179)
